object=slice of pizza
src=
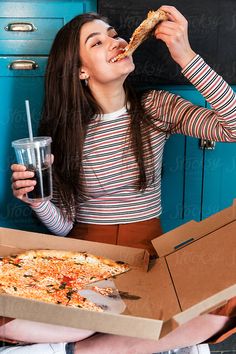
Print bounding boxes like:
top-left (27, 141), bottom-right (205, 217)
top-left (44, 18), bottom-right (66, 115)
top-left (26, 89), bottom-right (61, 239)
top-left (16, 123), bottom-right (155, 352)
top-left (112, 9), bottom-right (168, 62)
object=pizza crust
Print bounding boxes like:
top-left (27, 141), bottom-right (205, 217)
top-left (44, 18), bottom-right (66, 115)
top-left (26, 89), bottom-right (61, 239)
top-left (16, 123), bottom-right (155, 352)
top-left (113, 9), bottom-right (168, 62)
top-left (15, 249), bottom-right (129, 272)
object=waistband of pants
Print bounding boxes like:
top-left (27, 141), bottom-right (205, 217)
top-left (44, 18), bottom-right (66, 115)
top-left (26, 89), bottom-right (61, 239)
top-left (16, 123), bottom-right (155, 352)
top-left (68, 218), bottom-right (162, 256)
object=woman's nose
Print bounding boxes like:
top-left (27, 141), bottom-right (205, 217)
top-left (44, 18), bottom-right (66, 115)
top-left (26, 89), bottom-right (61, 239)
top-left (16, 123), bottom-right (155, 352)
top-left (108, 37), bottom-right (120, 51)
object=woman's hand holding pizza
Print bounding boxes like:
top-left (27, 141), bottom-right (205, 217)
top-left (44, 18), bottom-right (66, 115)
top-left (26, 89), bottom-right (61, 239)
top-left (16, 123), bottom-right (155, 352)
top-left (154, 5), bottom-right (196, 69)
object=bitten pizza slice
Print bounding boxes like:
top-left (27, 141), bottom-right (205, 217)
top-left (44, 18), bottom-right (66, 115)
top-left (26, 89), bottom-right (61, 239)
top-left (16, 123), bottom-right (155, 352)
top-left (112, 8), bottom-right (168, 62)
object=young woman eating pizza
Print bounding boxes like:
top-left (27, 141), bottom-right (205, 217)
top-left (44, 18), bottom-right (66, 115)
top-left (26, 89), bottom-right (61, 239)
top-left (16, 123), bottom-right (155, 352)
top-left (6, 4), bottom-right (236, 354)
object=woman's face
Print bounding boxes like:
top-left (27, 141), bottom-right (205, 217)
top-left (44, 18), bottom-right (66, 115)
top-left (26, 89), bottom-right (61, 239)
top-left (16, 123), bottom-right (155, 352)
top-left (79, 19), bottom-right (135, 85)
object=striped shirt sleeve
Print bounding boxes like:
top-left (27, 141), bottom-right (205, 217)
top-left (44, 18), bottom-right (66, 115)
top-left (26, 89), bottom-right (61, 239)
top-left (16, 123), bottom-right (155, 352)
top-left (31, 200), bottom-right (73, 236)
top-left (146, 55), bottom-right (236, 141)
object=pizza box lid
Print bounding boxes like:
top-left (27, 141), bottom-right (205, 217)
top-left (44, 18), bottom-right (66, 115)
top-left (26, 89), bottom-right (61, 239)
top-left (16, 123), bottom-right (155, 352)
top-left (0, 201), bottom-right (235, 340)
top-left (152, 199), bottom-right (236, 332)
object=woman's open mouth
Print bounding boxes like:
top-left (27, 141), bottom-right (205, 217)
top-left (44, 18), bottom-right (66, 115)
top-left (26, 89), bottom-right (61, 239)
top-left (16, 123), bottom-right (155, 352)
top-left (108, 49), bottom-right (127, 63)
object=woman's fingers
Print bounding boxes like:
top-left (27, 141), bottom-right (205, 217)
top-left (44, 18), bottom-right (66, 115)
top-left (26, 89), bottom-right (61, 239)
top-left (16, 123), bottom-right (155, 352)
top-left (11, 163), bottom-right (42, 207)
top-left (11, 164), bottom-right (36, 201)
top-left (13, 186), bottom-right (35, 199)
top-left (159, 5), bottom-right (188, 24)
top-left (12, 179), bottom-right (36, 200)
top-left (155, 6), bottom-right (196, 68)
top-left (155, 22), bottom-right (179, 37)
top-left (12, 170), bottom-right (35, 182)
top-left (12, 178), bottom-right (36, 190)
top-left (11, 163), bottom-right (26, 172)
top-left (155, 7), bottom-right (187, 39)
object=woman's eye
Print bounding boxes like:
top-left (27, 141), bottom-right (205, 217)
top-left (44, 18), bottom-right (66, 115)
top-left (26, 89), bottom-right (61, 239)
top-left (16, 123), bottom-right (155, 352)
top-left (92, 41), bottom-right (102, 47)
top-left (112, 34), bottom-right (119, 39)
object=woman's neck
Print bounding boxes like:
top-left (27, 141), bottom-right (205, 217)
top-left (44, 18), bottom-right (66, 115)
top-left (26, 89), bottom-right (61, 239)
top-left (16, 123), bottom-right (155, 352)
top-left (89, 81), bottom-right (126, 114)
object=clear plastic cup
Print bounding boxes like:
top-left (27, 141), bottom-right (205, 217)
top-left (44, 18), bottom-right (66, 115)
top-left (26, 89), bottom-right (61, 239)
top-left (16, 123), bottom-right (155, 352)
top-left (12, 137), bottom-right (53, 202)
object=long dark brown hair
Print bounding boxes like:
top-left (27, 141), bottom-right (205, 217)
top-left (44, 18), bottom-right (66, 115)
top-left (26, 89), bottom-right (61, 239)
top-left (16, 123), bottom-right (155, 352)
top-left (39, 12), bottom-right (175, 219)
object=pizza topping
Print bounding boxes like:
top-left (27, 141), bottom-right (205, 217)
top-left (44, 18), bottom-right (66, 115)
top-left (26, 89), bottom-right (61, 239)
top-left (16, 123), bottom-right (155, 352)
top-left (59, 282), bottom-right (67, 290)
top-left (0, 249), bottom-right (130, 312)
top-left (91, 286), bottom-right (116, 297)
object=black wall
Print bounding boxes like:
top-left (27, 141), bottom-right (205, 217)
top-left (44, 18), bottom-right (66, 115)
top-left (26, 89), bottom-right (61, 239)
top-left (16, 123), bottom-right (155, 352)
top-left (98, 0), bottom-right (236, 86)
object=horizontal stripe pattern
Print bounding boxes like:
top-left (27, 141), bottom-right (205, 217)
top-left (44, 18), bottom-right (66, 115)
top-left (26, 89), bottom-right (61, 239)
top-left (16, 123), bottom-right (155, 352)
top-left (32, 55), bottom-right (236, 235)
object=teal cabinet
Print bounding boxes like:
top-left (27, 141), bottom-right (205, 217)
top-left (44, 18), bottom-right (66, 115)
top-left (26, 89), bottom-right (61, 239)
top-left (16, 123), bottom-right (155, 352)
top-left (161, 86), bottom-right (236, 232)
top-left (160, 86), bottom-right (205, 232)
top-left (0, 56), bottom-right (47, 231)
top-left (201, 141), bottom-right (236, 219)
top-left (201, 87), bottom-right (236, 219)
top-left (0, 0), bottom-right (97, 233)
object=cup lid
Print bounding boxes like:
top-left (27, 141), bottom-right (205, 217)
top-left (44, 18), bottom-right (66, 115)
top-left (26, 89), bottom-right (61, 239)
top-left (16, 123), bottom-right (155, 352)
top-left (12, 136), bottom-right (52, 148)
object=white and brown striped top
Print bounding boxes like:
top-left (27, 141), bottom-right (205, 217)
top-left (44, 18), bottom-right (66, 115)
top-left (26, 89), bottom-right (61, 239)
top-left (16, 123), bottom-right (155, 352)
top-left (32, 55), bottom-right (236, 235)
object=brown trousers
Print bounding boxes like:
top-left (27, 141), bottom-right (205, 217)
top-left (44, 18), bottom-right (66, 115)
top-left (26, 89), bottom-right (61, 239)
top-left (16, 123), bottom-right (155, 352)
top-left (68, 218), bottom-right (163, 256)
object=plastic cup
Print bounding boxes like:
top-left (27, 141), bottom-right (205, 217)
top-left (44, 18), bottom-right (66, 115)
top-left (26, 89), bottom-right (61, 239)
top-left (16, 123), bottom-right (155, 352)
top-left (12, 136), bottom-right (53, 202)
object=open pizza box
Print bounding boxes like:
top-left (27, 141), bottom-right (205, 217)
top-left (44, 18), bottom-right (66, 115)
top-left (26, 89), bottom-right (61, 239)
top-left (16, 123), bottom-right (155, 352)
top-left (0, 200), bottom-right (235, 340)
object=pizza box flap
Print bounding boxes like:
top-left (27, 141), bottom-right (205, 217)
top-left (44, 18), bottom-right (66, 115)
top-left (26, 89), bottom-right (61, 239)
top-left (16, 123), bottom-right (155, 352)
top-left (152, 200), bottom-right (236, 328)
top-left (159, 283), bottom-right (236, 338)
top-left (0, 293), bottom-right (164, 340)
top-left (152, 199), bottom-right (236, 257)
top-left (171, 284), bottom-right (236, 326)
top-left (164, 219), bottom-right (236, 312)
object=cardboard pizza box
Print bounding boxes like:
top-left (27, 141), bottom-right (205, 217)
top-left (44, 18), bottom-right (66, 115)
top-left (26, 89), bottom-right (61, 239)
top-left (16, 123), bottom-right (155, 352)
top-left (0, 200), bottom-right (235, 340)
top-left (152, 199), bottom-right (236, 335)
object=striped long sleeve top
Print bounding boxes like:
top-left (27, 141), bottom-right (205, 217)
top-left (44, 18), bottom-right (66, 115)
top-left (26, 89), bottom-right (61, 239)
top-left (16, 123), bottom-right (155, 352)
top-left (32, 55), bottom-right (236, 235)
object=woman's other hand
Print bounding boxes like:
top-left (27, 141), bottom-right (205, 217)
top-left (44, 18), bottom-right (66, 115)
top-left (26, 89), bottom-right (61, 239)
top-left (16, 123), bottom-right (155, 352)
top-left (11, 164), bottom-right (41, 207)
top-left (154, 5), bottom-right (196, 68)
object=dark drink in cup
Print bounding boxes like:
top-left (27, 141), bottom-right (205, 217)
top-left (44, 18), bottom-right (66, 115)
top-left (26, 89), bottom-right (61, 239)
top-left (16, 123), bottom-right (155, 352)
top-left (27, 164), bottom-right (52, 199)
top-left (12, 137), bottom-right (53, 202)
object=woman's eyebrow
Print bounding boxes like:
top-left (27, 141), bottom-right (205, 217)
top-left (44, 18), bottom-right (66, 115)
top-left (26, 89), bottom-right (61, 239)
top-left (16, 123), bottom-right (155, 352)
top-left (85, 26), bottom-right (115, 44)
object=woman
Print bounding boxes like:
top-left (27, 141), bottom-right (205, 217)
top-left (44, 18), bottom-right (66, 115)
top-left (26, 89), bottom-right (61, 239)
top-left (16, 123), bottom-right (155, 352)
top-left (7, 4), bottom-right (236, 354)
top-left (11, 7), bottom-right (236, 253)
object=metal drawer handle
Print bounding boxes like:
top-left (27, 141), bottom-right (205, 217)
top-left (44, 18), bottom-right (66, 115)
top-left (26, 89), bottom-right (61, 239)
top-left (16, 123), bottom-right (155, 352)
top-left (8, 60), bottom-right (39, 70)
top-left (4, 22), bottom-right (37, 32)
top-left (199, 139), bottom-right (216, 150)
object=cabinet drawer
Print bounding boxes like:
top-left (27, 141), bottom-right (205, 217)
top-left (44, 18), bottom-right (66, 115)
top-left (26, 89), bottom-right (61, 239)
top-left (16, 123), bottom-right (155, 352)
top-left (0, 56), bottom-right (47, 77)
top-left (0, 17), bottom-right (64, 55)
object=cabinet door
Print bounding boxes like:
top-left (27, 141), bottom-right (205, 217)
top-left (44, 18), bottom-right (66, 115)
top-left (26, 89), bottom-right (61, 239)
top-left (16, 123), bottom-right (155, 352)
top-left (201, 142), bottom-right (236, 219)
top-left (160, 87), bottom-right (205, 232)
top-left (201, 87), bottom-right (236, 219)
top-left (0, 57), bottom-right (49, 232)
top-left (0, 0), bottom-right (96, 55)
top-left (0, 1), bottom-right (97, 233)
